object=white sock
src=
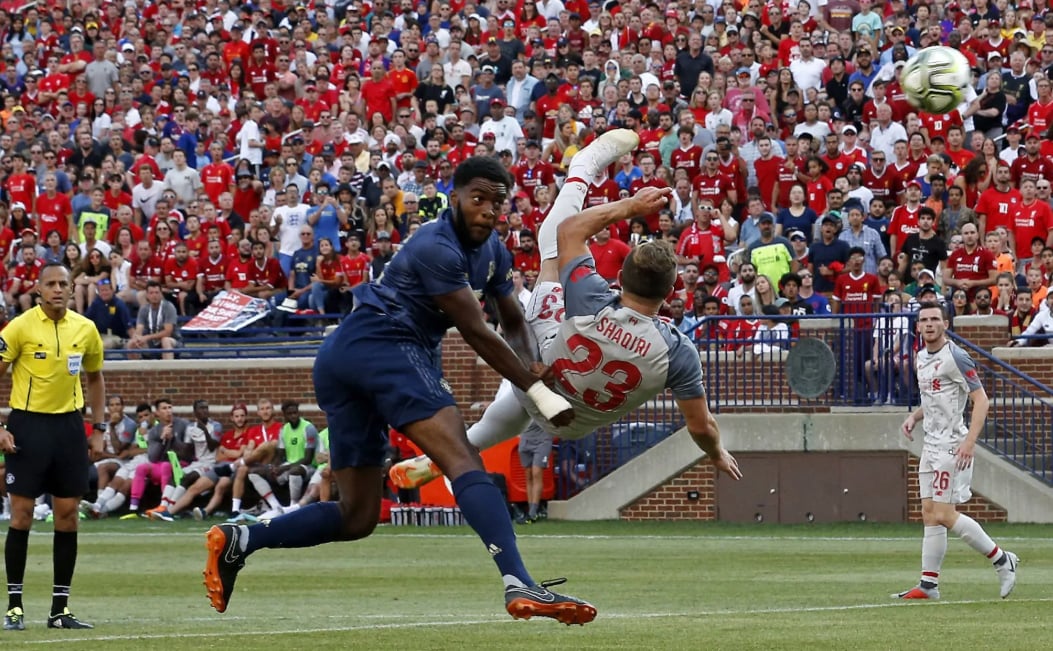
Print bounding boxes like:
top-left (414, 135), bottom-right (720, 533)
top-left (502, 574), bottom-right (527, 589)
top-left (171, 485), bottom-right (187, 505)
top-left (289, 475), bottom-right (303, 502)
top-left (950, 514), bottom-right (1002, 561)
top-left (231, 498), bottom-right (242, 513)
top-left (538, 180), bottom-right (589, 260)
top-left (920, 525), bottom-right (946, 586)
top-left (104, 493), bottom-right (126, 514)
top-left (97, 487), bottom-right (116, 505)
top-left (161, 484), bottom-right (175, 507)
top-left (237, 525), bottom-right (250, 552)
top-left (249, 474), bottom-right (282, 509)
top-left (467, 380), bottom-right (532, 451)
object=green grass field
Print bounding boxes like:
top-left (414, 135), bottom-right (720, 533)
top-left (0, 520), bottom-right (1049, 650)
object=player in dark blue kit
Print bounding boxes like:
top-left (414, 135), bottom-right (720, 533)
top-left (204, 156), bottom-right (597, 625)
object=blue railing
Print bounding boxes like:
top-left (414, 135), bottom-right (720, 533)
top-left (949, 333), bottom-right (1053, 485)
top-left (694, 313), bottom-right (921, 412)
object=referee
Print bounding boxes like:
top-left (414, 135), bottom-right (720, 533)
top-left (0, 263), bottom-right (105, 631)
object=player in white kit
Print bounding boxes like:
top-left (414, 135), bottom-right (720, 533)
top-left (391, 129), bottom-right (741, 490)
top-left (894, 302), bottom-right (1018, 600)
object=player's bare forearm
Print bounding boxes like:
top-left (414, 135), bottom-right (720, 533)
top-left (494, 292), bottom-right (536, 367)
top-left (438, 287), bottom-right (538, 390)
top-left (85, 370), bottom-right (106, 428)
top-left (965, 387), bottom-right (990, 445)
top-left (461, 314), bottom-right (537, 390)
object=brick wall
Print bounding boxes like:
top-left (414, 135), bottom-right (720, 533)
top-left (621, 456), bottom-right (1008, 523)
top-left (621, 464), bottom-right (717, 521)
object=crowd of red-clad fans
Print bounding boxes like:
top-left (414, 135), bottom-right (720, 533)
top-left (0, 0), bottom-right (1050, 355)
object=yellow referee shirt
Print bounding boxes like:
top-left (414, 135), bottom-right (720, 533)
top-left (0, 306), bottom-right (104, 414)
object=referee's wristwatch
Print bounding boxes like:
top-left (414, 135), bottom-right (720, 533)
top-left (93, 423), bottom-right (108, 433)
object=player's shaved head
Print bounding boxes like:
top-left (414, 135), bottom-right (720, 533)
top-left (619, 239), bottom-right (677, 301)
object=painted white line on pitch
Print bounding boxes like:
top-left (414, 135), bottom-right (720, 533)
top-left (18, 598), bottom-right (1053, 645)
top-left (49, 531), bottom-right (1053, 545)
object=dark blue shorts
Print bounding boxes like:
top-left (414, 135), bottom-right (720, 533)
top-left (313, 308), bottom-right (456, 470)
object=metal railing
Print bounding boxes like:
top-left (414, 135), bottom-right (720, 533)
top-left (694, 313), bottom-right (921, 412)
top-left (949, 333), bottom-right (1053, 485)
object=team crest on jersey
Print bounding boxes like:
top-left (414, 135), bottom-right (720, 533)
top-left (5, 473), bottom-right (12, 485)
top-left (0, 336), bottom-right (6, 353)
top-left (439, 378), bottom-right (453, 394)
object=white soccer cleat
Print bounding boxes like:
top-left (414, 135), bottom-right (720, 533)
top-left (567, 129), bottom-right (640, 182)
top-left (997, 551), bottom-right (1019, 598)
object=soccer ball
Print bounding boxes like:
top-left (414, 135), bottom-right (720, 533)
top-left (899, 46), bottom-right (972, 114)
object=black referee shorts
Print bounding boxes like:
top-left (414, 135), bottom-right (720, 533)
top-left (5, 410), bottom-right (89, 499)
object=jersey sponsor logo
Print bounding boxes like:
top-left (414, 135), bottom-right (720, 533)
top-left (34, 352), bottom-right (46, 360)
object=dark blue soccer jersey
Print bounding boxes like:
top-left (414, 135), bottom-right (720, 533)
top-left (352, 211), bottom-right (514, 349)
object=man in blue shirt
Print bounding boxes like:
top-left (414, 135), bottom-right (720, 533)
top-left (204, 156), bottom-right (594, 624)
top-left (85, 279), bottom-right (133, 349)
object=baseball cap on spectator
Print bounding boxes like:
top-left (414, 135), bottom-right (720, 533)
top-left (515, 191), bottom-right (530, 200)
top-left (481, 64), bottom-right (496, 74)
top-left (19, 228), bottom-right (34, 238)
top-left (918, 283), bottom-right (939, 296)
top-left (558, 37), bottom-right (569, 46)
top-left (413, 160), bottom-right (428, 169)
top-left (503, 18), bottom-right (515, 26)
top-left (525, 140), bottom-right (541, 149)
top-left (236, 169), bottom-right (254, 179)
top-left (905, 180), bottom-right (922, 190)
top-left (788, 229), bottom-right (807, 242)
top-left (121, 43), bottom-right (134, 52)
top-left (821, 214), bottom-right (841, 225)
top-left (758, 213), bottom-right (774, 223)
top-left (1025, 130), bottom-right (1041, 140)
top-left (377, 160), bottom-right (392, 170)
top-left (376, 230), bottom-right (392, 241)
top-left (425, 34), bottom-right (439, 44)
top-left (735, 67), bottom-right (750, 77)
top-left (482, 132), bottom-right (497, 139)
top-left (772, 297), bottom-right (790, 309)
top-left (665, 8), bottom-right (677, 17)
top-left (841, 124), bottom-right (857, 135)
top-left (371, 34), bottom-right (388, 44)
top-left (468, 13), bottom-right (482, 21)
top-left (11, 202), bottom-right (25, 212)
top-left (491, 98), bottom-right (505, 108)
top-left (918, 269), bottom-right (936, 282)
top-left (889, 25), bottom-right (905, 34)
top-left (726, 24), bottom-right (739, 33)
top-left (302, 120), bottom-right (315, 130)
top-left (988, 52), bottom-right (1003, 61)
top-left (347, 133), bottom-right (364, 145)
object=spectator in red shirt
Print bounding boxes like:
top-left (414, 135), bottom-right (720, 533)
top-left (4, 243), bottom-right (42, 313)
top-left (943, 222), bottom-right (998, 304)
top-left (162, 242), bottom-right (200, 315)
top-left (513, 230), bottom-right (541, 276)
top-left (588, 226), bottom-right (631, 282)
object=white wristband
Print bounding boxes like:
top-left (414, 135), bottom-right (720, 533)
top-left (526, 382), bottom-right (572, 421)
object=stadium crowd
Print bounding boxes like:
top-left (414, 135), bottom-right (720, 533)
top-left (0, 0), bottom-right (1047, 356)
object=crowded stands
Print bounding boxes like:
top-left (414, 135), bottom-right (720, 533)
top-left (0, 0), bottom-right (1047, 355)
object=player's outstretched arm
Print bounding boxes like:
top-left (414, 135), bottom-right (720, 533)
top-left (435, 287), bottom-right (573, 426)
top-left (556, 187), bottom-right (674, 272)
top-left (676, 395), bottom-right (742, 480)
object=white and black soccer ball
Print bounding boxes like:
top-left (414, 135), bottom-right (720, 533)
top-left (899, 46), bottom-right (972, 115)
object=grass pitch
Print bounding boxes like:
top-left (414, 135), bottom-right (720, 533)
top-left (0, 520), bottom-right (1050, 650)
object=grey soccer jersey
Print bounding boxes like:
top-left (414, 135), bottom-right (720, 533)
top-left (521, 254), bottom-right (704, 439)
top-left (915, 340), bottom-right (983, 454)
